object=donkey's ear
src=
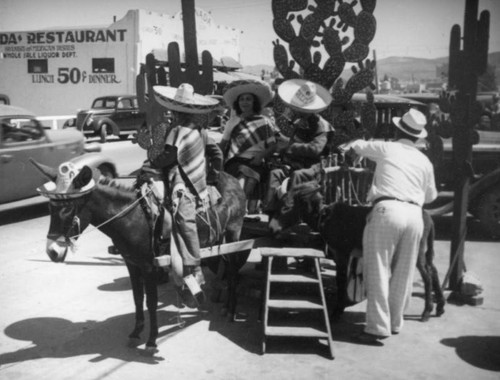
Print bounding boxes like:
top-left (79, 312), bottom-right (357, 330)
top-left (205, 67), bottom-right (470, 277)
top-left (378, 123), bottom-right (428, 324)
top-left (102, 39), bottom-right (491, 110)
top-left (72, 166), bottom-right (93, 189)
top-left (29, 158), bottom-right (58, 181)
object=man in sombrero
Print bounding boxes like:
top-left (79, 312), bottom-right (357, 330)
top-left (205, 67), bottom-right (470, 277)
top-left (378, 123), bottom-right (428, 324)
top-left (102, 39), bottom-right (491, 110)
top-left (262, 79), bottom-right (334, 216)
top-left (152, 83), bottom-right (222, 307)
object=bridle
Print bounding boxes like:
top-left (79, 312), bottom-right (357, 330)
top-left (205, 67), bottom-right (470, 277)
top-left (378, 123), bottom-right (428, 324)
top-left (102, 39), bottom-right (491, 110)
top-left (48, 185), bottom-right (152, 242)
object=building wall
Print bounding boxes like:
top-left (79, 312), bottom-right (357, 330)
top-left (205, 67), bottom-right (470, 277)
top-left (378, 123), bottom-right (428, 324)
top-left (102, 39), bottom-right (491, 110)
top-left (0, 8), bottom-right (241, 118)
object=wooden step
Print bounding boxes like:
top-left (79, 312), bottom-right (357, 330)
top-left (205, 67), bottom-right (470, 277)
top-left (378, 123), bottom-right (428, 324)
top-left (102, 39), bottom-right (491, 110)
top-left (268, 299), bottom-right (323, 310)
top-left (269, 273), bottom-right (319, 283)
top-left (260, 247), bottom-right (325, 258)
top-left (265, 326), bottom-right (329, 338)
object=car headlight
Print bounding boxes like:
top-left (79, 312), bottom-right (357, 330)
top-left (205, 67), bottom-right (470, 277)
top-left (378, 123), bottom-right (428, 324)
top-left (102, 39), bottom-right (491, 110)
top-left (86, 117), bottom-right (93, 126)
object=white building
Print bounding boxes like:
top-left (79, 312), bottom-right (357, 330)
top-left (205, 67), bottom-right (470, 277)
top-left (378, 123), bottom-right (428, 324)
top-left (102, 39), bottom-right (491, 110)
top-left (0, 8), bottom-right (241, 121)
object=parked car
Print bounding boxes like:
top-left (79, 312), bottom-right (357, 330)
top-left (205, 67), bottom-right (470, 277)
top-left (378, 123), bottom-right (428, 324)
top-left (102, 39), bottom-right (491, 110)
top-left (0, 104), bottom-right (117, 204)
top-left (67, 95), bottom-right (146, 143)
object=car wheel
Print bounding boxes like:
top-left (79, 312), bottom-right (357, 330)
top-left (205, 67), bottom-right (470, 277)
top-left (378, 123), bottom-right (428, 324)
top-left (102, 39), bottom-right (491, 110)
top-left (97, 163), bottom-right (116, 179)
top-left (476, 186), bottom-right (500, 238)
top-left (100, 125), bottom-right (108, 143)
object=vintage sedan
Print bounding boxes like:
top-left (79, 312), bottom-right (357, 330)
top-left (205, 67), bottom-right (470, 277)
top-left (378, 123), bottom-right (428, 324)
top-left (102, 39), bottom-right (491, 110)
top-left (66, 95), bottom-right (146, 143)
top-left (0, 104), bottom-right (117, 204)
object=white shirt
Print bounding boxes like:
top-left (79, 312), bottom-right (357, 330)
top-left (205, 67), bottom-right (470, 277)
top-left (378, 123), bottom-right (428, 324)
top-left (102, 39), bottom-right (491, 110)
top-left (348, 139), bottom-right (438, 206)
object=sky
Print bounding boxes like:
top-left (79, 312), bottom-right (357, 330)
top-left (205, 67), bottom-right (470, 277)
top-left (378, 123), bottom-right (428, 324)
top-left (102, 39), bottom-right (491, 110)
top-left (0, 0), bottom-right (499, 67)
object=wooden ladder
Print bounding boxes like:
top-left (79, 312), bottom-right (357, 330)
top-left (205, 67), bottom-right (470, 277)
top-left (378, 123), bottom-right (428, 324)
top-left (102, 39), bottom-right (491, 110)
top-left (260, 247), bottom-right (334, 359)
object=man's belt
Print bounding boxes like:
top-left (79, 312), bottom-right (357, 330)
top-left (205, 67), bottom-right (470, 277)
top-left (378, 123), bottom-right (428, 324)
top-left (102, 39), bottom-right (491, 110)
top-left (372, 196), bottom-right (420, 207)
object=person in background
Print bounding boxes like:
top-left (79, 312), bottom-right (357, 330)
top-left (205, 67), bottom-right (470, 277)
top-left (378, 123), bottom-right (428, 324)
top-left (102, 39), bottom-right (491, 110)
top-left (341, 108), bottom-right (438, 344)
top-left (219, 80), bottom-right (277, 213)
top-left (152, 83), bottom-right (222, 308)
top-left (490, 93), bottom-right (500, 115)
top-left (262, 79), bottom-right (334, 216)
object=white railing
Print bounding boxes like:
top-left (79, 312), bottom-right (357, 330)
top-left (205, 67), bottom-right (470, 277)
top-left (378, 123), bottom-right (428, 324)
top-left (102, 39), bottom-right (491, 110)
top-left (36, 115), bottom-right (75, 130)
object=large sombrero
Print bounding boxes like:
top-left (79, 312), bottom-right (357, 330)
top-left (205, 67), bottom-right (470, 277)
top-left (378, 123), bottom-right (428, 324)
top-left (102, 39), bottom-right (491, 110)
top-left (278, 79), bottom-right (332, 113)
top-left (392, 108), bottom-right (428, 138)
top-left (153, 83), bottom-right (219, 114)
top-left (35, 161), bottom-right (96, 200)
top-left (223, 79), bottom-right (273, 108)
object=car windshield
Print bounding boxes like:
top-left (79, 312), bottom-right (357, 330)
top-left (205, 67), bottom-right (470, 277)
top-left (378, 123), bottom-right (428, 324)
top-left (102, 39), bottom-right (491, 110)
top-left (1, 117), bottom-right (44, 143)
top-left (92, 98), bottom-right (117, 109)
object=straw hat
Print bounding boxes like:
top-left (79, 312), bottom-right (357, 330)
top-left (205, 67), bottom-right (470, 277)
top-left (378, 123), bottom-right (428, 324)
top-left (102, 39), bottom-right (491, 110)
top-left (37, 162), bottom-right (96, 200)
top-left (153, 83), bottom-right (219, 114)
top-left (392, 108), bottom-right (428, 138)
top-left (278, 79), bottom-right (332, 113)
top-left (223, 79), bottom-right (273, 108)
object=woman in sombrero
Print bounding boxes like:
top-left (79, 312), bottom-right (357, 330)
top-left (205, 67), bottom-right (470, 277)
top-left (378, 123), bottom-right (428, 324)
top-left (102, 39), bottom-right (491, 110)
top-left (220, 79), bottom-right (277, 213)
top-left (152, 83), bottom-right (222, 308)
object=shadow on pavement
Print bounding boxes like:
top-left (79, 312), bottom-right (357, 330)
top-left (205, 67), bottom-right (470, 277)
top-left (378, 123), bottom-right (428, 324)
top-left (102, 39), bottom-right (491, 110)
top-left (0, 311), bottom-right (202, 366)
top-left (441, 336), bottom-right (500, 372)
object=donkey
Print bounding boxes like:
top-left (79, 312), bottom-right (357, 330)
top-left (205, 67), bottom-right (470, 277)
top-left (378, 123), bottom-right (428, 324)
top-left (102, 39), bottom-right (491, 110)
top-left (32, 159), bottom-right (247, 351)
top-left (268, 181), bottom-right (445, 322)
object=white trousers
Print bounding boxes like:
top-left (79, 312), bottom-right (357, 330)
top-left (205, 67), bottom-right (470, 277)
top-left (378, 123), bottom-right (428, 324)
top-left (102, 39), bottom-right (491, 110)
top-left (362, 200), bottom-right (423, 337)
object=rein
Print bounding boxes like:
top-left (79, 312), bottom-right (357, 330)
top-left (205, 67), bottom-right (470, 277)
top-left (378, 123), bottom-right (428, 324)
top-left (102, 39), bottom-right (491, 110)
top-left (62, 186), bottom-right (152, 240)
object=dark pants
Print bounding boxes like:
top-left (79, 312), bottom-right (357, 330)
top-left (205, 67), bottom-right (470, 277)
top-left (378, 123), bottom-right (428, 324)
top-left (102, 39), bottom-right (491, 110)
top-left (263, 163), bottom-right (321, 214)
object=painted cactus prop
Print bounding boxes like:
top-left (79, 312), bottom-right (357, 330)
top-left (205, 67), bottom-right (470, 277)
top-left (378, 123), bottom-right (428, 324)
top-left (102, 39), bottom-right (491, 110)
top-left (167, 0), bottom-right (213, 95)
top-left (135, 0), bottom-right (215, 161)
top-left (272, 0), bottom-right (378, 146)
top-left (442, 0), bottom-right (489, 291)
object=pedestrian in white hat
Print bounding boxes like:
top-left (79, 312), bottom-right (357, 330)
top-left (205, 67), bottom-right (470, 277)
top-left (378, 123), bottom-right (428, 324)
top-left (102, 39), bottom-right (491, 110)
top-left (340, 107), bottom-right (438, 344)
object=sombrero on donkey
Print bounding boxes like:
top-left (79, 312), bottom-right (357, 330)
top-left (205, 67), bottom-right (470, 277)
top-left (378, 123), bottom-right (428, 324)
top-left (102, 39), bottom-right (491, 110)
top-left (33, 160), bottom-right (96, 200)
top-left (278, 79), bottom-right (332, 113)
top-left (223, 79), bottom-right (273, 108)
top-left (153, 83), bottom-right (219, 114)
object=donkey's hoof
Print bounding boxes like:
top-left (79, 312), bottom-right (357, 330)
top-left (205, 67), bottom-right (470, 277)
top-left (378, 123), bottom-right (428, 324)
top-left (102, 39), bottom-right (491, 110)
top-left (144, 344), bottom-right (159, 355)
top-left (128, 337), bottom-right (141, 348)
top-left (420, 311), bottom-right (431, 322)
top-left (436, 304), bottom-right (445, 317)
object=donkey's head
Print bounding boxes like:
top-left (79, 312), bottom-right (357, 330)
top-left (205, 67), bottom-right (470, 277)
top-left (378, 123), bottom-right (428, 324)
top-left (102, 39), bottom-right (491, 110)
top-left (268, 180), bottom-right (324, 235)
top-left (31, 159), bottom-right (96, 262)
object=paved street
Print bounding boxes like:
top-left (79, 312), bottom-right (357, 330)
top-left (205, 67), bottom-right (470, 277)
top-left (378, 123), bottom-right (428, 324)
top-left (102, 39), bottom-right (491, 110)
top-left (0, 207), bottom-right (499, 379)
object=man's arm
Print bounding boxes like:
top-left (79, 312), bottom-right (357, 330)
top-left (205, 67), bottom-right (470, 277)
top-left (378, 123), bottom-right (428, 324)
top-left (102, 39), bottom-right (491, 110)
top-left (287, 132), bottom-right (327, 159)
top-left (205, 135), bottom-right (223, 184)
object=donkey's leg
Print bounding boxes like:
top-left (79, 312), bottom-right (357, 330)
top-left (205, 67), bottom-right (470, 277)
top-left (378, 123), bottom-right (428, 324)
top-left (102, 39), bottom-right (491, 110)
top-left (126, 263), bottom-right (146, 344)
top-left (144, 269), bottom-right (159, 351)
top-left (332, 252), bottom-right (349, 321)
top-left (425, 216), bottom-right (445, 317)
top-left (222, 227), bottom-right (245, 321)
top-left (430, 264), bottom-right (445, 316)
top-left (416, 256), bottom-right (433, 322)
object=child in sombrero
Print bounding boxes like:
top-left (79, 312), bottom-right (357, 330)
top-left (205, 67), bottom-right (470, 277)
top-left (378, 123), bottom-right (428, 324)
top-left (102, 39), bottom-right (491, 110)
top-left (153, 83), bottom-right (222, 308)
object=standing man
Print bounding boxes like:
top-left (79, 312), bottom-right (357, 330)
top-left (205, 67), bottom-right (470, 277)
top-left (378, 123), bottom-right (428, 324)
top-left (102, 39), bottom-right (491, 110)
top-left (342, 108), bottom-right (438, 344)
top-left (153, 83), bottom-right (221, 308)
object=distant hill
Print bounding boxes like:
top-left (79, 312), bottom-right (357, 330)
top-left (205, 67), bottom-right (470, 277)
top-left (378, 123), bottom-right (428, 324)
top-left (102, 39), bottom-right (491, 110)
top-left (242, 51), bottom-right (500, 84)
top-left (377, 51), bottom-right (500, 82)
top-left (240, 64), bottom-right (274, 78)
